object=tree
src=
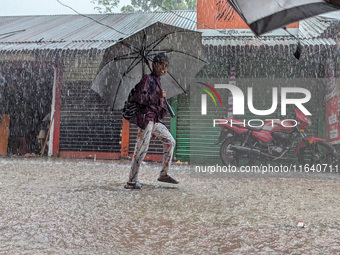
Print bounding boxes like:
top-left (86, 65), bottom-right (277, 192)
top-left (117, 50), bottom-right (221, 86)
top-left (91, 0), bottom-right (120, 14)
top-left (92, 0), bottom-right (196, 13)
top-left (120, 5), bottom-right (136, 13)
top-left (126, 0), bottom-right (197, 12)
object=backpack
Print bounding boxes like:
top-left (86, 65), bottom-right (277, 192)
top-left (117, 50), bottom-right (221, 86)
top-left (122, 86), bottom-right (145, 121)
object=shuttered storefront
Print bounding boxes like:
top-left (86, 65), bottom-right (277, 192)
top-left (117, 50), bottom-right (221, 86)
top-left (59, 81), bottom-right (122, 153)
top-left (173, 40), bottom-right (331, 164)
top-left (175, 78), bottom-right (325, 165)
top-left (176, 86), bottom-right (229, 164)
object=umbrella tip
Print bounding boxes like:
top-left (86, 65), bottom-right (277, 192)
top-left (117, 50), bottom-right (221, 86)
top-left (294, 43), bottom-right (302, 60)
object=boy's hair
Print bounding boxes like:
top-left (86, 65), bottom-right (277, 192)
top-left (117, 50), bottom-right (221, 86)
top-left (153, 53), bottom-right (169, 63)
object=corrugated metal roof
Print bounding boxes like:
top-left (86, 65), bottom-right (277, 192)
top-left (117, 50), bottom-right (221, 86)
top-left (202, 36), bottom-right (336, 47)
top-left (299, 16), bottom-right (340, 39)
top-left (0, 11), bottom-right (338, 52)
top-left (0, 11), bottom-right (197, 51)
top-left (202, 16), bottom-right (338, 47)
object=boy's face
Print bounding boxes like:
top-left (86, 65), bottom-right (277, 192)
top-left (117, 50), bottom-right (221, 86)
top-left (152, 60), bottom-right (169, 77)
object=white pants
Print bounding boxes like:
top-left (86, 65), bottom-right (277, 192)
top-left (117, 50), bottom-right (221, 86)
top-left (129, 121), bottom-right (175, 183)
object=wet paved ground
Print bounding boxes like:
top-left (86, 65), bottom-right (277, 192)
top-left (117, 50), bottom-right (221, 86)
top-left (0, 157), bottom-right (340, 254)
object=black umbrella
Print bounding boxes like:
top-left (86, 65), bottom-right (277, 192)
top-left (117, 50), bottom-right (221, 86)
top-left (91, 21), bottom-right (206, 110)
top-left (228, 0), bottom-right (340, 36)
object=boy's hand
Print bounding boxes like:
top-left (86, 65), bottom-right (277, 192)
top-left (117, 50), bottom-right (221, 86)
top-left (160, 89), bottom-right (166, 98)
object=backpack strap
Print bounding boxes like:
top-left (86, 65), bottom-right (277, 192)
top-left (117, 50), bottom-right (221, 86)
top-left (148, 74), bottom-right (157, 94)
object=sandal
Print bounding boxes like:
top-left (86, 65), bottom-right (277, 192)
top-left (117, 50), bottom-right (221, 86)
top-left (157, 175), bottom-right (179, 184)
top-left (124, 181), bottom-right (142, 189)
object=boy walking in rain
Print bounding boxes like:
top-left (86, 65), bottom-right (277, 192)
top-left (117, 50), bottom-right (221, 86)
top-left (124, 53), bottom-right (179, 189)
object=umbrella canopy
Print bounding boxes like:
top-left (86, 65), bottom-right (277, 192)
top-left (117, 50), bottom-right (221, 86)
top-left (228, 0), bottom-right (340, 36)
top-left (91, 22), bottom-right (206, 110)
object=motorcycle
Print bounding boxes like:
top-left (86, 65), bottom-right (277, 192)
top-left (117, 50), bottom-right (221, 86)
top-left (216, 108), bottom-right (338, 167)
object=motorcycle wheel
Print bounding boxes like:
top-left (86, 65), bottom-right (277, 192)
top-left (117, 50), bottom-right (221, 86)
top-left (220, 137), bottom-right (256, 167)
top-left (297, 141), bottom-right (338, 166)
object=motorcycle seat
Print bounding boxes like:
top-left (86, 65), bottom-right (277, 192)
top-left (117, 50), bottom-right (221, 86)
top-left (246, 125), bottom-right (262, 132)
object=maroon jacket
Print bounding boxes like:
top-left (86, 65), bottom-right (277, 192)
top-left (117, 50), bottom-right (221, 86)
top-left (131, 74), bottom-right (167, 129)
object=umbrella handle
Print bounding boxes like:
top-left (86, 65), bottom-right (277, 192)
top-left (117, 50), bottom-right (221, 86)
top-left (153, 75), bottom-right (176, 118)
top-left (164, 99), bottom-right (176, 118)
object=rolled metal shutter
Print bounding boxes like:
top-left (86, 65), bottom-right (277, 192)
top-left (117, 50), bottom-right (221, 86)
top-left (59, 81), bottom-right (122, 152)
top-left (176, 87), bottom-right (228, 164)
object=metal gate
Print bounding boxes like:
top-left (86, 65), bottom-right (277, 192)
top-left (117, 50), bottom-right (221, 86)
top-left (59, 81), bottom-right (122, 152)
